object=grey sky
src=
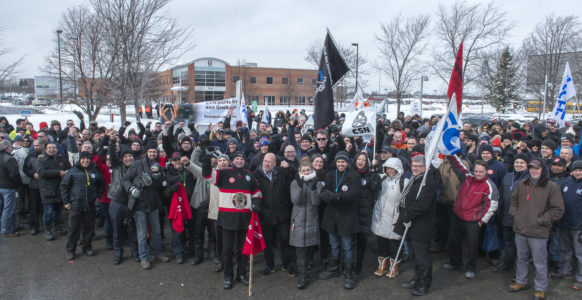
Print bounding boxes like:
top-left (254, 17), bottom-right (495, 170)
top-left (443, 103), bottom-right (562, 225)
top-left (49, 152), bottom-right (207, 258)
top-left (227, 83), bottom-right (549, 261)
top-left (1, 0), bottom-right (581, 94)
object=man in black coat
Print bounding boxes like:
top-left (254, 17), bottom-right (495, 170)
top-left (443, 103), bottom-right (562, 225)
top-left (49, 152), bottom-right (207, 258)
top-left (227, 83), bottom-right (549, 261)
top-left (307, 129), bottom-right (340, 171)
top-left (395, 154), bottom-right (438, 296)
top-left (0, 140), bottom-right (23, 237)
top-left (318, 151), bottom-right (361, 290)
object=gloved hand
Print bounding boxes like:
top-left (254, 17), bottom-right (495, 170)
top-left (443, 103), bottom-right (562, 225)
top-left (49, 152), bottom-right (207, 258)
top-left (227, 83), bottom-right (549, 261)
top-left (251, 198), bottom-right (260, 213)
top-left (124, 121), bottom-right (131, 127)
top-left (320, 190), bottom-right (333, 203)
top-left (403, 221), bottom-right (412, 228)
top-left (141, 172), bottom-right (152, 187)
top-left (168, 183), bottom-right (180, 194)
top-left (73, 110), bottom-right (84, 120)
top-left (129, 185), bottom-right (143, 199)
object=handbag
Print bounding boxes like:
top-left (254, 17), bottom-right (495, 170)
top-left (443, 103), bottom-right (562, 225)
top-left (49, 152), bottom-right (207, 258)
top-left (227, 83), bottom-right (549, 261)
top-left (481, 217), bottom-right (502, 252)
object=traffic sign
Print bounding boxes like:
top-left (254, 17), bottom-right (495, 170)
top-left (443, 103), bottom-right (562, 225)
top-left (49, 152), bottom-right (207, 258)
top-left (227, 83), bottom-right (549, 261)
top-left (21, 110), bottom-right (31, 117)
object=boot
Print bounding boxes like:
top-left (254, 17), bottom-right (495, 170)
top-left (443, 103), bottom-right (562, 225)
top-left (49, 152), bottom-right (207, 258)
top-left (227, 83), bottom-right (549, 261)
top-left (43, 226), bottom-right (54, 241)
top-left (318, 259), bottom-right (341, 280)
top-left (386, 258), bottom-right (400, 278)
top-left (191, 240), bottom-right (204, 265)
top-left (343, 263), bottom-right (355, 290)
top-left (374, 257), bottom-right (388, 276)
top-left (106, 237), bottom-right (113, 250)
top-left (296, 255), bottom-right (310, 289)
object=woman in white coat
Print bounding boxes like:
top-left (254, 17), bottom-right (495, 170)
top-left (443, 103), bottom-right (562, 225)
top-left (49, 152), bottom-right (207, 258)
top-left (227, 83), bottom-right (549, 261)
top-left (371, 157), bottom-right (408, 278)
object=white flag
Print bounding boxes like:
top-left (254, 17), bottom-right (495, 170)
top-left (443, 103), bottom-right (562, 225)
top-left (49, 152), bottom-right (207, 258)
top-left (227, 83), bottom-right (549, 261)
top-left (550, 62), bottom-right (577, 128)
top-left (301, 115), bottom-right (314, 135)
top-left (239, 94), bottom-right (248, 126)
top-left (437, 96), bottom-right (462, 156)
top-left (262, 106), bottom-right (271, 124)
top-left (341, 106), bottom-right (376, 140)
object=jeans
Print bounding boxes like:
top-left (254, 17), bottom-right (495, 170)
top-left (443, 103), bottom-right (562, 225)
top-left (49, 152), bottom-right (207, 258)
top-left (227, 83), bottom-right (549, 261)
top-left (108, 200), bottom-right (138, 258)
top-left (0, 188), bottom-right (17, 234)
top-left (329, 233), bottom-right (354, 263)
top-left (549, 225), bottom-right (561, 262)
top-left (134, 209), bottom-right (162, 261)
top-left (171, 227), bottom-right (184, 258)
top-left (97, 202), bottom-right (112, 241)
top-left (43, 203), bottom-right (63, 228)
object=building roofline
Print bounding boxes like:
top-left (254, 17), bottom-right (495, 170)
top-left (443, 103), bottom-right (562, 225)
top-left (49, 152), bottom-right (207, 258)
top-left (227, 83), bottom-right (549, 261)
top-left (165, 57), bottom-right (317, 72)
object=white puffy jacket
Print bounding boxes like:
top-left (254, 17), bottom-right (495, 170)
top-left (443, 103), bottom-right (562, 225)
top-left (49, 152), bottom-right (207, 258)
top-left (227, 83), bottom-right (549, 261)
top-left (371, 158), bottom-right (408, 240)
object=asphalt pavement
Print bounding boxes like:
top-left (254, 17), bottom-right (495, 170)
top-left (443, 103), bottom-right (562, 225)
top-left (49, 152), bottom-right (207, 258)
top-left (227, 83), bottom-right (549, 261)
top-left (1, 224), bottom-right (580, 300)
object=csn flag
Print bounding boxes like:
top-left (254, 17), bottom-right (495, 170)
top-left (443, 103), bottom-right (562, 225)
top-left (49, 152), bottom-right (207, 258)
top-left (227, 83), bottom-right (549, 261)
top-left (341, 106), bottom-right (376, 141)
top-left (240, 94), bottom-right (248, 126)
top-left (550, 62), bottom-right (577, 128)
top-left (439, 42), bottom-right (463, 155)
top-left (313, 31), bottom-right (349, 130)
top-left (242, 212), bottom-right (266, 256)
top-left (262, 106), bottom-right (271, 124)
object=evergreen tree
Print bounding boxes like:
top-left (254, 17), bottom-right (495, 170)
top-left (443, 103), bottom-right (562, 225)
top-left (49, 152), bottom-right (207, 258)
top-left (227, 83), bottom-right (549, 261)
top-left (483, 47), bottom-right (520, 113)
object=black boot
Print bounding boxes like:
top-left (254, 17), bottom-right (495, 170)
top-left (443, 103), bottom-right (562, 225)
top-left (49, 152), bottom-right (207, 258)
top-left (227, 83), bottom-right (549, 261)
top-left (191, 240), bottom-right (204, 265)
top-left (343, 263), bottom-right (355, 290)
top-left (43, 226), bottom-right (54, 241)
top-left (318, 258), bottom-right (341, 280)
top-left (296, 256), bottom-right (310, 289)
top-left (106, 237), bottom-right (113, 250)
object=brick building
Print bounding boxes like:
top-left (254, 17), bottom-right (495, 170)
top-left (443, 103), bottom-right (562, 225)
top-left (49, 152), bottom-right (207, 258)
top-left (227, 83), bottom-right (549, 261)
top-left (155, 57), bottom-right (318, 105)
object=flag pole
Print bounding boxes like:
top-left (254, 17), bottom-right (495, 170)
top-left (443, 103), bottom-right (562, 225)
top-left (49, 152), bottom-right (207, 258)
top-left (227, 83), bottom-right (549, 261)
top-left (249, 254), bottom-right (253, 296)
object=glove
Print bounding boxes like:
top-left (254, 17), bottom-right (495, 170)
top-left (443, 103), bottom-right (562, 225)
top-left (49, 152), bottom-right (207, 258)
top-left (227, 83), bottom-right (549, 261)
top-left (141, 172), bottom-right (152, 187)
top-left (124, 121), bottom-right (131, 127)
top-left (129, 185), bottom-right (143, 199)
top-left (73, 110), bottom-right (84, 120)
top-left (320, 190), bottom-right (333, 203)
top-left (137, 122), bottom-right (145, 132)
top-left (168, 183), bottom-right (180, 194)
top-left (403, 221), bottom-right (412, 228)
top-left (251, 198), bottom-right (260, 213)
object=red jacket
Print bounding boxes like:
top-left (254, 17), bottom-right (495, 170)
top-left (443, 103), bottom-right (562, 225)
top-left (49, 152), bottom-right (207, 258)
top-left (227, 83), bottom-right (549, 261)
top-left (92, 155), bottom-right (111, 204)
top-left (448, 155), bottom-right (499, 225)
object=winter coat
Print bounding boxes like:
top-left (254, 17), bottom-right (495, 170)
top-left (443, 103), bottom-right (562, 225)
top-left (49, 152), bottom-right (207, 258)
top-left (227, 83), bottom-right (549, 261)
top-left (448, 155), bottom-right (499, 225)
top-left (107, 140), bottom-right (131, 205)
top-left (253, 166), bottom-right (293, 226)
top-left (23, 151), bottom-right (42, 189)
top-left (164, 164), bottom-right (195, 203)
top-left (123, 158), bottom-right (165, 212)
top-left (321, 167), bottom-right (361, 236)
top-left (307, 143), bottom-right (340, 171)
top-left (510, 175), bottom-right (564, 238)
top-left (371, 158), bottom-right (409, 240)
top-left (355, 169), bottom-right (381, 234)
top-left (485, 158), bottom-right (508, 190)
top-left (0, 152), bottom-right (22, 189)
top-left (394, 167), bottom-right (439, 242)
top-left (499, 171), bottom-right (529, 227)
top-left (438, 156), bottom-right (470, 205)
top-left (38, 153), bottom-right (71, 204)
top-left (289, 172), bottom-right (322, 247)
top-left (12, 146), bottom-right (30, 185)
top-left (60, 162), bottom-right (105, 211)
top-left (184, 148), bottom-right (210, 210)
top-left (557, 176), bottom-right (582, 230)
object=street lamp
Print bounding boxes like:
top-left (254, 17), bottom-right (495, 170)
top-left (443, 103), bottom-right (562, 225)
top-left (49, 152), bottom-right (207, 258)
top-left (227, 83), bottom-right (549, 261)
top-left (420, 75), bottom-right (428, 117)
top-left (351, 43), bottom-right (359, 93)
top-left (56, 29), bottom-right (63, 105)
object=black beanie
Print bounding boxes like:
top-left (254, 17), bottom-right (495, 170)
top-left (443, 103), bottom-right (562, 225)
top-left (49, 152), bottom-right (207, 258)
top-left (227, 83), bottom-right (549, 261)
top-left (480, 144), bottom-right (494, 154)
top-left (145, 141), bottom-right (158, 152)
top-left (514, 153), bottom-right (530, 164)
top-left (79, 151), bottom-right (92, 160)
top-left (542, 139), bottom-right (556, 151)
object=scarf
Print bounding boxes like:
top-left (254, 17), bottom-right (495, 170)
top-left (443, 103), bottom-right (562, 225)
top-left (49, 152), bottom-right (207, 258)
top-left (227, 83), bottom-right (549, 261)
top-left (399, 173), bottom-right (423, 208)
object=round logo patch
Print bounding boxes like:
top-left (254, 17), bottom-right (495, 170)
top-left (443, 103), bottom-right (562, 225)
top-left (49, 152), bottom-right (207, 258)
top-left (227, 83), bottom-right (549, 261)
top-left (232, 192), bottom-right (248, 209)
top-left (229, 177), bottom-right (235, 183)
top-left (554, 158), bottom-right (560, 163)
top-left (322, 154), bottom-right (327, 159)
top-left (487, 170), bottom-right (494, 175)
top-left (361, 179), bottom-right (367, 186)
top-left (245, 175), bottom-right (251, 182)
top-left (90, 173), bottom-right (95, 179)
top-left (342, 185), bottom-right (348, 192)
top-left (162, 180), bottom-right (167, 187)
top-left (563, 186), bottom-right (568, 192)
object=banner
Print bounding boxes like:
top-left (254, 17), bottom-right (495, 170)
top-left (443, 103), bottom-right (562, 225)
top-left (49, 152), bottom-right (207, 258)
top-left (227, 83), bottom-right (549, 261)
top-left (341, 107), bottom-right (376, 140)
top-left (242, 212), bottom-right (266, 256)
top-left (171, 98), bottom-right (242, 126)
top-left (550, 62), bottom-right (577, 128)
top-left (240, 94), bottom-right (248, 126)
top-left (314, 30), bottom-right (349, 130)
top-left (436, 96), bottom-right (461, 155)
top-left (301, 115), bottom-right (314, 135)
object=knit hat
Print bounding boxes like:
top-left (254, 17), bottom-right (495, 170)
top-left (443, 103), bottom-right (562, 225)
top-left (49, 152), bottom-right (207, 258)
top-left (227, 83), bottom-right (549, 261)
top-left (560, 134), bottom-right (575, 143)
top-left (335, 151), bottom-right (349, 162)
top-left (228, 137), bottom-right (238, 145)
top-left (180, 135), bottom-right (192, 145)
top-left (491, 138), bottom-right (502, 148)
top-left (13, 134), bottom-right (23, 142)
top-left (39, 122), bottom-right (49, 130)
top-left (571, 160), bottom-right (582, 171)
top-left (480, 144), bottom-right (494, 154)
top-left (145, 141), bottom-right (158, 152)
top-left (217, 154), bottom-right (231, 163)
top-left (259, 136), bottom-right (270, 147)
top-left (542, 139), bottom-right (556, 150)
top-left (236, 120), bottom-right (243, 127)
top-left (232, 151), bottom-right (245, 160)
top-left (492, 146), bottom-right (502, 155)
top-left (479, 132), bottom-right (490, 141)
top-left (79, 151), bottom-right (91, 160)
top-left (120, 148), bottom-right (133, 158)
top-left (514, 153), bottom-right (530, 164)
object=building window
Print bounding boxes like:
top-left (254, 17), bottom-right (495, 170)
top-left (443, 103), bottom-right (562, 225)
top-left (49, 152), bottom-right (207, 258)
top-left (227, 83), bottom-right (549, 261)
top-left (282, 77), bottom-right (289, 85)
top-left (295, 96), bottom-right (306, 105)
top-left (266, 77), bottom-right (273, 84)
top-left (250, 76), bottom-right (257, 84)
top-left (265, 96), bottom-right (275, 105)
top-left (308, 97), bottom-right (315, 105)
top-left (297, 78), bottom-right (304, 85)
top-left (233, 75), bottom-right (240, 83)
top-left (173, 77), bottom-right (180, 85)
top-left (280, 96), bottom-right (290, 105)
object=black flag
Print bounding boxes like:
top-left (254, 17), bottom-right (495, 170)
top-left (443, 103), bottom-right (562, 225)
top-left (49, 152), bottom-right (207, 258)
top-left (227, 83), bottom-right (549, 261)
top-left (313, 31), bottom-right (349, 130)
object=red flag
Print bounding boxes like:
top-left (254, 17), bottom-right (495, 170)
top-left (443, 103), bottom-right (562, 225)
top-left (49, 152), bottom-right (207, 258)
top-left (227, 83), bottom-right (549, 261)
top-left (242, 212), bottom-right (266, 256)
top-left (447, 42), bottom-right (463, 112)
top-left (168, 184), bottom-right (192, 233)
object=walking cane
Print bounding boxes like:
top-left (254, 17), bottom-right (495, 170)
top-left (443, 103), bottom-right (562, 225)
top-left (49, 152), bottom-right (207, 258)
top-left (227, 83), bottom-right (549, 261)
top-left (388, 225), bottom-right (410, 276)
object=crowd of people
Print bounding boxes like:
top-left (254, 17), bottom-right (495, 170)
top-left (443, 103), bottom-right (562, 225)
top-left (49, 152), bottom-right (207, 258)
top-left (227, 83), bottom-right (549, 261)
top-left (0, 105), bottom-right (581, 299)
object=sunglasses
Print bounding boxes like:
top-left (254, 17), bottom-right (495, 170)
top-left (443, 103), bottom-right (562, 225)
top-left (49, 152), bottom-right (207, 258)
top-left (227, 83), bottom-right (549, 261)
top-left (67, 123), bottom-right (74, 126)
top-left (316, 138), bottom-right (327, 141)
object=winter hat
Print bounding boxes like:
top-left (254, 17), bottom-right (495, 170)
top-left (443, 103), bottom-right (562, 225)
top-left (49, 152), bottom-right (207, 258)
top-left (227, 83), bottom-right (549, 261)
top-left (145, 141), bottom-right (158, 152)
top-left (479, 132), bottom-right (490, 141)
top-left (491, 138), bottom-right (502, 148)
top-left (480, 144), bottom-right (494, 154)
top-left (560, 134), bottom-right (575, 143)
top-left (235, 120), bottom-right (243, 127)
top-left (335, 151), bottom-right (349, 162)
top-left (514, 153), bottom-right (530, 164)
top-left (121, 148), bottom-right (133, 158)
top-left (542, 139), bottom-right (556, 151)
top-left (13, 134), bottom-right (23, 142)
top-left (39, 122), bottom-right (49, 130)
top-left (492, 146), bottom-right (502, 155)
top-left (232, 151), bottom-right (245, 160)
top-left (301, 135), bottom-right (312, 142)
top-left (171, 152), bottom-right (182, 160)
top-left (528, 158), bottom-right (543, 169)
top-left (79, 151), bottom-right (92, 160)
top-left (411, 144), bottom-right (425, 154)
top-left (259, 136), bottom-right (270, 147)
top-left (571, 160), bottom-right (582, 171)
top-left (552, 157), bottom-right (567, 167)
top-left (180, 135), bottom-right (192, 145)
top-left (228, 137), bottom-right (238, 145)
top-left (217, 154), bottom-right (231, 163)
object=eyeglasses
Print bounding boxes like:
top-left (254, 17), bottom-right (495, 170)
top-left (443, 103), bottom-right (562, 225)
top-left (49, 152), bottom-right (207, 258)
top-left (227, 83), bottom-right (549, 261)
top-left (67, 123), bottom-right (74, 126)
top-left (285, 151), bottom-right (296, 153)
top-left (411, 164), bottom-right (425, 169)
top-left (316, 138), bottom-right (327, 141)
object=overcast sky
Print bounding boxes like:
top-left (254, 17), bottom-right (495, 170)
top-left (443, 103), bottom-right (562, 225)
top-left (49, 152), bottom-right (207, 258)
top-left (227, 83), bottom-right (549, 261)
top-left (1, 0), bottom-right (581, 94)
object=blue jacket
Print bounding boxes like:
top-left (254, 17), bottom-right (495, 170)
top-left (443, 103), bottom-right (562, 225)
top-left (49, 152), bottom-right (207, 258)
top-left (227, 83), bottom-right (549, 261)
top-left (559, 176), bottom-right (582, 230)
top-left (486, 159), bottom-right (508, 190)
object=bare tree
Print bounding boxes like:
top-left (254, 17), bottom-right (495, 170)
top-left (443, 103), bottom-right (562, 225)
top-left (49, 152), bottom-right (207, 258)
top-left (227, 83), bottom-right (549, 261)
top-left (432, 1), bottom-right (514, 88)
top-left (91, 0), bottom-right (193, 122)
top-left (304, 40), bottom-right (368, 94)
top-left (523, 15), bottom-right (582, 109)
top-left (376, 14), bottom-right (430, 115)
top-left (0, 28), bottom-right (24, 84)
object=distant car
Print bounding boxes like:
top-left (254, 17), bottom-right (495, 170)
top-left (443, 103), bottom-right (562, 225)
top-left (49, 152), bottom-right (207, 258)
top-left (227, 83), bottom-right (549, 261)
top-left (12, 98), bottom-right (24, 105)
top-left (33, 98), bottom-right (50, 106)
